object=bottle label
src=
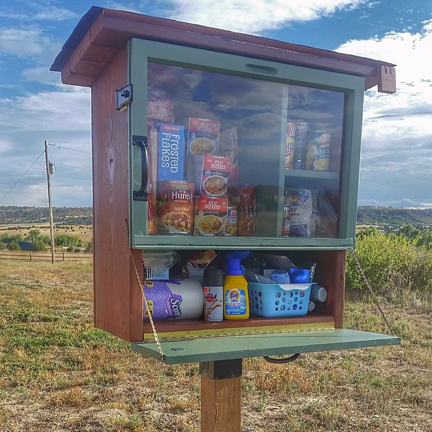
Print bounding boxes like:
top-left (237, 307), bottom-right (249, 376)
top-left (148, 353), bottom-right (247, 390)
top-left (225, 288), bottom-right (247, 315)
top-left (204, 286), bottom-right (223, 321)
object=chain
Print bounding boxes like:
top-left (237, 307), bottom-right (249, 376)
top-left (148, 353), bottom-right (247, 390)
top-left (126, 221), bottom-right (165, 361)
top-left (350, 249), bottom-right (396, 337)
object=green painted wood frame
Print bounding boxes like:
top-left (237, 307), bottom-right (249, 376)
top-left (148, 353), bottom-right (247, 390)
top-left (132, 329), bottom-right (400, 364)
top-left (128, 38), bottom-right (365, 250)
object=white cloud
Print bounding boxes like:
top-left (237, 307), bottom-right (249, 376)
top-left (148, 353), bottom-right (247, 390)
top-left (0, 6), bottom-right (78, 22)
top-left (0, 28), bottom-right (54, 56)
top-left (167, 0), bottom-right (368, 33)
top-left (0, 89), bottom-right (92, 206)
top-left (337, 20), bottom-right (432, 208)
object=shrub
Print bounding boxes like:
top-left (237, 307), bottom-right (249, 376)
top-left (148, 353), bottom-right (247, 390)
top-left (32, 241), bottom-right (47, 252)
top-left (7, 241), bottom-right (21, 251)
top-left (55, 235), bottom-right (82, 248)
top-left (347, 231), bottom-right (432, 300)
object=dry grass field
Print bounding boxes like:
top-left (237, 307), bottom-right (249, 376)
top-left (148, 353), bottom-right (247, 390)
top-left (0, 260), bottom-right (431, 432)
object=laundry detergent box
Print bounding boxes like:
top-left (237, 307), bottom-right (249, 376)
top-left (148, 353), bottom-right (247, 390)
top-left (156, 123), bottom-right (185, 181)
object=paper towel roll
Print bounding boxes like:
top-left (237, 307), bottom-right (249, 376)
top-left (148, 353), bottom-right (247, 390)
top-left (143, 279), bottom-right (203, 321)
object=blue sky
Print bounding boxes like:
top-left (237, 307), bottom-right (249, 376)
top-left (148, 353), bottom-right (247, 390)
top-left (0, 0), bottom-right (431, 208)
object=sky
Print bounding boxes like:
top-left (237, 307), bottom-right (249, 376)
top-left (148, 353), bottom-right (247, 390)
top-left (0, 0), bottom-right (431, 209)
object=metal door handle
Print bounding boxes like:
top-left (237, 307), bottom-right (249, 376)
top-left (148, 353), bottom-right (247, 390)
top-left (133, 135), bottom-right (148, 201)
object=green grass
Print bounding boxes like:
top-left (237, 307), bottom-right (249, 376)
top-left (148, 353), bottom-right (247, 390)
top-left (0, 260), bottom-right (431, 431)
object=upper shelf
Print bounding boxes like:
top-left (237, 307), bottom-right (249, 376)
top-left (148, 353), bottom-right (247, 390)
top-left (285, 169), bottom-right (339, 181)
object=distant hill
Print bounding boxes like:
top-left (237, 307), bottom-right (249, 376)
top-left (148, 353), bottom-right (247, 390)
top-left (0, 206), bottom-right (93, 225)
top-left (1, 205), bottom-right (431, 229)
top-left (357, 207), bottom-right (432, 228)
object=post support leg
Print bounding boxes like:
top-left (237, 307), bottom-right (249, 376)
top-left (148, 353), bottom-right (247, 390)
top-left (199, 359), bottom-right (242, 432)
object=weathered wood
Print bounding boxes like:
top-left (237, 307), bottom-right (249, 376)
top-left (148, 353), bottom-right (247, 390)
top-left (52, 6), bottom-right (396, 90)
top-left (201, 360), bottom-right (242, 432)
top-left (309, 250), bottom-right (346, 328)
top-left (378, 66), bottom-right (397, 94)
top-left (143, 314), bottom-right (335, 334)
top-left (92, 46), bottom-right (143, 342)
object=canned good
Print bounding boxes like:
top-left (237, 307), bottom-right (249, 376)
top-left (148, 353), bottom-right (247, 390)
top-left (293, 122), bottom-right (308, 170)
top-left (285, 122), bottom-right (296, 169)
top-left (224, 206), bottom-right (238, 236)
top-left (305, 131), bottom-right (331, 171)
top-left (156, 181), bottom-right (195, 235)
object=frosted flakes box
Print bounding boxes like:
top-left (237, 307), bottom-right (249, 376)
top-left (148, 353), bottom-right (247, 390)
top-left (194, 196), bottom-right (228, 237)
top-left (156, 123), bottom-right (185, 181)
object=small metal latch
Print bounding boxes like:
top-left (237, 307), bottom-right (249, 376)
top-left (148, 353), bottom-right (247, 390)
top-left (115, 84), bottom-right (133, 111)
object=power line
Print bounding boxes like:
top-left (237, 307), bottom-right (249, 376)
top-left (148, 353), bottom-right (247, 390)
top-left (48, 143), bottom-right (91, 155)
top-left (52, 162), bottom-right (89, 170)
top-left (0, 150), bottom-right (45, 203)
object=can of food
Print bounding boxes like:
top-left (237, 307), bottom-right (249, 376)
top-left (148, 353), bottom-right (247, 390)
top-left (156, 181), bottom-right (195, 235)
top-left (293, 122), bottom-right (308, 170)
top-left (224, 206), bottom-right (238, 236)
top-left (305, 131), bottom-right (331, 171)
top-left (285, 122), bottom-right (296, 169)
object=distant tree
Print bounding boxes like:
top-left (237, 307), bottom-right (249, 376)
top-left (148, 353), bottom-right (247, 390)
top-left (416, 230), bottom-right (432, 249)
top-left (55, 234), bottom-right (82, 248)
top-left (25, 229), bottom-right (42, 243)
top-left (7, 241), bottom-right (21, 251)
top-left (356, 227), bottom-right (378, 240)
top-left (32, 241), bottom-right (46, 252)
top-left (85, 239), bottom-right (93, 253)
top-left (1, 233), bottom-right (23, 243)
top-left (0, 241), bottom-right (7, 250)
top-left (398, 224), bottom-right (421, 240)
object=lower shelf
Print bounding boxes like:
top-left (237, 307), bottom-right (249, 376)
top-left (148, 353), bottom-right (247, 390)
top-left (143, 315), bottom-right (336, 341)
top-left (132, 329), bottom-right (400, 365)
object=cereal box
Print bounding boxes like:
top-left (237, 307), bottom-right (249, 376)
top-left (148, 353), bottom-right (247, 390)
top-left (194, 196), bottom-right (228, 236)
top-left (201, 155), bottom-right (232, 197)
top-left (157, 123), bottom-right (185, 181)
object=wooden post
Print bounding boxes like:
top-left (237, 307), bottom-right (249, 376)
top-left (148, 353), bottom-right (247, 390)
top-left (200, 359), bottom-right (242, 432)
top-left (44, 140), bottom-right (55, 263)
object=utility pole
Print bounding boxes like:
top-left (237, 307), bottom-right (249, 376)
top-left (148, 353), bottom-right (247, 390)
top-left (44, 140), bottom-right (55, 263)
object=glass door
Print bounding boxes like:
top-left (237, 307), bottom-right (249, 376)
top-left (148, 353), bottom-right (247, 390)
top-left (129, 39), bottom-right (364, 249)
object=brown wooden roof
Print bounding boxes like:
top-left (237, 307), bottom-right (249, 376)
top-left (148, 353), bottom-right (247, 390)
top-left (51, 6), bottom-right (396, 93)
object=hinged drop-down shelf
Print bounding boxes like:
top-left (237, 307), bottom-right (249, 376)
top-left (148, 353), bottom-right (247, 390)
top-left (132, 329), bottom-right (400, 365)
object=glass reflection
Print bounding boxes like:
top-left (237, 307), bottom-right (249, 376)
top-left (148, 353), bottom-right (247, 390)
top-left (147, 63), bottom-right (345, 239)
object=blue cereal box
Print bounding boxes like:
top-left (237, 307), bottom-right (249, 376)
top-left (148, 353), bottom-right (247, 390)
top-left (157, 123), bottom-right (185, 181)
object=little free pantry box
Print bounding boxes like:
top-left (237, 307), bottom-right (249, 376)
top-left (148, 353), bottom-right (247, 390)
top-left (51, 7), bottom-right (399, 364)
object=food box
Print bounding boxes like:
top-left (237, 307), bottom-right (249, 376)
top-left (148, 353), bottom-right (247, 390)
top-left (194, 196), bottom-right (228, 236)
top-left (156, 123), bottom-right (185, 181)
top-left (200, 155), bottom-right (232, 197)
top-left (188, 118), bottom-right (220, 156)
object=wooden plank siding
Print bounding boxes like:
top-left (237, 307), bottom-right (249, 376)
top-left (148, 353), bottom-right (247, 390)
top-left (91, 46), bottom-right (144, 342)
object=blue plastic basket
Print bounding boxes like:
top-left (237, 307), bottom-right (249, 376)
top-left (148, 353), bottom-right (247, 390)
top-left (248, 283), bottom-right (312, 318)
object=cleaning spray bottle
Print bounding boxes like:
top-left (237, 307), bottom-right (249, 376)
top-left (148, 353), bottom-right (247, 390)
top-left (224, 257), bottom-right (249, 320)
